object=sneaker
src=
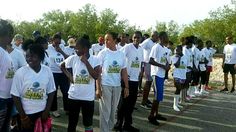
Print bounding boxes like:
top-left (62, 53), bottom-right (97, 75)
top-left (148, 116), bottom-right (160, 126)
top-left (123, 125), bottom-right (139, 132)
top-left (155, 114), bottom-right (167, 121)
top-left (230, 88), bottom-right (235, 93)
top-left (140, 103), bottom-right (151, 110)
top-left (220, 88), bottom-right (228, 92)
top-left (146, 99), bottom-right (153, 105)
top-left (205, 86), bottom-right (212, 90)
top-left (52, 111), bottom-right (60, 118)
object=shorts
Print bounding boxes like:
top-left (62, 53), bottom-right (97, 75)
top-left (223, 64), bottom-right (236, 75)
top-left (206, 66), bottom-right (213, 72)
top-left (153, 76), bottom-right (165, 102)
top-left (143, 62), bottom-right (153, 81)
top-left (174, 78), bottom-right (186, 84)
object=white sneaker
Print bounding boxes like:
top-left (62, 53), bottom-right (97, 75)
top-left (173, 95), bottom-right (181, 111)
top-left (52, 111), bottom-right (61, 118)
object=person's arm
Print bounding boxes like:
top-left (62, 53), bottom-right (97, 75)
top-left (61, 62), bottom-right (74, 83)
top-left (174, 56), bottom-right (181, 68)
top-left (12, 96), bottom-right (32, 129)
top-left (149, 57), bottom-right (167, 70)
top-left (222, 54), bottom-right (225, 68)
top-left (41, 91), bottom-right (55, 121)
top-left (96, 67), bottom-right (102, 98)
top-left (121, 68), bottom-right (129, 98)
top-left (80, 55), bottom-right (99, 80)
top-left (55, 46), bottom-right (69, 59)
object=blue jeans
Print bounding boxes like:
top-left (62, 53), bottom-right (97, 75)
top-left (0, 98), bottom-right (13, 132)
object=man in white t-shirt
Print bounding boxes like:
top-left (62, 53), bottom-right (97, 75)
top-left (148, 31), bottom-right (170, 126)
top-left (221, 36), bottom-right (236, 93)
top-left (203, 40), bottom-right (216, 90)
top-left (140, 31), bottom-right (159, 109)
top-left (114, 31), bottom-right (143, 132)
top-left (116, 33), bottom-right (127, 50)
top-left (61, 38), bottom-right (100, 132)
top-left (64, 38), bottom-right (76, 56)
top-left (90, 36), bottom-right (105, 55)
top-left (0, 19), bottom-right (15, 132)
top-left (12, 34), bottom-right (24, 53)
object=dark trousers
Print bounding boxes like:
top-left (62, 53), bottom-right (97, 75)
top-left (18, 111), bottom-right (44, 132)
top-left (51, 73), bottom-right (70, 111)
top-left (200, 71), bottom-right (207, 85)
top-left (117, 81), bottom-right (139, 127)
top-left (67, 99), bottom-right (94, 132)
top-left (0, 98), bottom-right (13, 132)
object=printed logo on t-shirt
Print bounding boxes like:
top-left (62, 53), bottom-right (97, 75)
top-left (160, 53), bottom-right (167, 64)
top-left (24, 82), bottom-right (44, 100)
top-left (5, 63), bottom-right (15, 79)
top-left (200, 55), bottom-right (205, 62)
top-left (108, 60), bottom-right (121, 73)
top-left (75, 69), bottom-right (90, 84)
top-left (131, 57), bottom-right (140, 68)
top-left (179, 61), bottom-right (186, 69)
top-left (54, 53), bottom-right (64, 64)
top-left (226, 49), bottom-right (232, 60)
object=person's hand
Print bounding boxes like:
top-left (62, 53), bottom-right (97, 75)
top-left (41, 111), bottom-right (49, 122)
top-left (165, 64), bottom-right (170, 71)
top-left (55, 46), bottom-right (63, 53)
top-left (124, 88), bottom-right (129, 98)
top-left (96, 89), bottom-right (102, 99)
top-left (69, 75), bottom-right (74, 84)
top-left (21, 116), bottom-right (33, 129)
top-left (80, 55), bottom-right (88, 64)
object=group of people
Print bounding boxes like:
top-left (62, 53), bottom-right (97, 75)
top-left (0, 18), bottom-right (235, 132)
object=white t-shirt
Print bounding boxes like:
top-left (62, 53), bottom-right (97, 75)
top-left (10, 65), bottom-right (56, 114)
top-left (116, 43), bottom-right (127, 50)
top-left (10, 48), bottom-right (27, 70)
top-left (149, 43), bottom-right (168, 78)
top-left (0, 47), bottom-right (14, 98)
top-left (12, 43), bottom-right (24, 54)
top-left (223, 44), bottom-right (236, 64)
top-left (64, 46), bottom-right (76, 56)
top-left (97, 48), bottom-right (126, 86)
top-left (192, 46), bottom-right (200, 68)
top-left (172, 55), bottom-right (188, 79)
top-left (199, 50), bottom-right (207, 71)
top-left (64, 55), bottom-right (100, 101)
top-left (183, 46), bottom-right (193, 72)
top-left (203, 47), bottom-right (216, 66)
top-left (121, 43), bottom-right (144, 81)
top-left (91, 43), bottom-right (105, 56)
top-left (46, 44), bottom-right (66, 73)
top-left (140, 38), bottom-right (155, 63)
top-left (165, 47), bottom-right (172, 64)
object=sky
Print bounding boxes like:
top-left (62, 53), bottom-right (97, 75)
top-left (0, 0), bottom-right (232, 29)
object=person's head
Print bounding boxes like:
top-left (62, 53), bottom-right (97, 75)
top-left (167, 41), bottom-right (174, 49)
top-left (32, 30), bottom-right (41, 40)
top-left (22, 39), bottom-right (34, 52)
top-left (26, 44), bottom-right (45, 69)
top-left (226, 36), bottom-right (233, 44)
top-left (82, 34), bottom-right (90, 41)
top-left (119, 33), bottom-right (127, 44)
top-left (175, 45), bottom-right (183, 56)
top-left (185, 37), bottom-right (192, 49)
top-left (151, 31), bottom-right (159, 42)
top-left (180, 37), bottom-right (186, 46)
top-left (35, 36), bottom-right (48, 50)
top-left (143, 34), bottom-right (150, 40)
top-left (13, 34), bottom-right (23, 46)
top-left (98, 36), bottom-right (104, 45)
top-left (196, 39), bottom-right (204, 50)
top-left (206, 40), bottom-right (212, 48)
top-left (67, 38), bottom-right (76, 48)
top-left (75, 37), bottom-right (91, 56)
top-left (52, 34), bottom-right (61, 46)
top-left (125, 33), bottom-right (130, 43)
top-left (105, 32), bottom-right (118, 49)
top-left (0, 19), bottom-right (14, 48)
top-left (159, 31), bottom-right (169, 46)
top-left (132, 31), bottom-right (142, 45)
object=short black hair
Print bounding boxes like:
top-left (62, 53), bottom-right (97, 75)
top-left (82, 34), bottom-right (90, 41)
top-left (0, 19), bottom-right (14, 38)
top-left (27, 44), bottom-right (45, 61)
top-left (106, 32), bottom-right (118, 41)
top-left (76, 37), bottom-right (91, 49)
top-left (22, 39), bottom-right (34, 51)
top-left (52, 34), bottom-right (61, 40)
top-left (143, 34), bottom-right (150, 38)
top-left (159, 31), bottom-right (168, 38)
top-left (206, 40), bottom-right (212, 45)
top-left (134, 31), bottom-right (142, 37)
top-left (35, 36), bottom-right (48, 45)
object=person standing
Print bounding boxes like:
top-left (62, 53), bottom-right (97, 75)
top-left (220, 36), bottom-right (236, 93)
top-left (90, 36), bottom-right (105, 56)
top-left (46, 33), bottom-right (69, 117)
top-left (97, 32), bottom-right (129, 132)
top-left (114, 31), bottom-right (143, 132)
top-left (148, 31), bottom-right (170, 125)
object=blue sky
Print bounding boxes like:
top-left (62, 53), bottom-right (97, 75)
top-left (0, 0), bottom-right (232, 29)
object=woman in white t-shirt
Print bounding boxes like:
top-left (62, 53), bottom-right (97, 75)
top-left (172, 45), bottom-right (188, 111)
top-left (46, 34), bottom-right (69, 117)
top-left (61, 38), bottom-right (100, 132)
top-left (97, 32), bottom-right (129, 132)
top-left (35, 37), bottom-right (50, 67)
top-left (11, 44), bottom-right (56, 132)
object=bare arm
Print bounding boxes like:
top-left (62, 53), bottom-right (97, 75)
top-left (81, 55), bottom-right (99, 80)
top-left (96, 67), bottom-right (102, 98)
top-left (121, 68), bottom-right (129, 98)
top-left (149, 57), bottom-right (166, 70)
top-left (174, 56), bottom-right (181, 68)
top-left (61, 62), bottom-right (74, 83)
